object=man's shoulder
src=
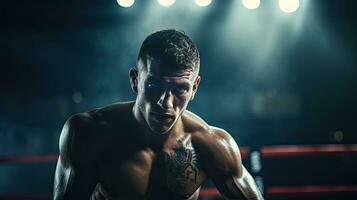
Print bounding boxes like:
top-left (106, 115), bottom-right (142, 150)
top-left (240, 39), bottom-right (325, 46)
top-left (184, 112), bottom-right (241, 175)
top-left (93, 101), bottom-right (135, 120)
top-left (62, 101), bottom-right (135, 137)
top-left (59, 101), bottom-right (135, 164)
top-left (183, 110), bottom-right (235, 144)
top-left (59, 112), bottom-right (97, 166)
top-left (60, 112), bottom-right (96, 143)
top-left (67, 101), bottom-right (135, 127)
top-left (182, 110), bottom-right (210, 134)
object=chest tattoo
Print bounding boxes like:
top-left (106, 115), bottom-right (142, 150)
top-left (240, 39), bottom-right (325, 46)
top-left (158, 140), bottom-right (201, 193)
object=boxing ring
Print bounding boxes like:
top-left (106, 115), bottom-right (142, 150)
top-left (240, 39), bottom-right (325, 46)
top-left (1, 144), bottom-right (356, 200)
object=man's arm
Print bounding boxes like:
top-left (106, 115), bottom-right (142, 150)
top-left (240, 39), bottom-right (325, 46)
top-left (53, 114), bottom-right (98, 200)
top-left (221, 165), bottom-right (264, 200)
top-left (201, 128), bottom-right (264, 200)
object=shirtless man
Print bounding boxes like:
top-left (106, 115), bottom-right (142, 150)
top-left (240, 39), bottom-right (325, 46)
top-left (53, 29), bottom-right (264, 200)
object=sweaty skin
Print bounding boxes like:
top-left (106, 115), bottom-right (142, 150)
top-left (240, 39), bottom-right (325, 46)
top-left (54, 56), bottom-right (264, 200)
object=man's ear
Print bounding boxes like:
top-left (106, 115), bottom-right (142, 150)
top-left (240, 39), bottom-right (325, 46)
top-left (129, 68), bottom-right (138, 93)
top-left (191, 75), bottom-right (201, 101)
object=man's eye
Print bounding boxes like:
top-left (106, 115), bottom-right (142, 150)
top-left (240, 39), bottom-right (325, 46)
top-left (147, 83), bottom-right (158, 89)
top-left (147, 83), bottom-right (162, 91)
top-left (175, 87), bottom-right (189, 95)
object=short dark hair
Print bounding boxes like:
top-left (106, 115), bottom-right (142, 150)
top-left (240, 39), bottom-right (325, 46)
top-left (138, 29), bottom-right (200, 74)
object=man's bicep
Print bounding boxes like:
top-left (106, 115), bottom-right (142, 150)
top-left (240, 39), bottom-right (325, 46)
top-left (214, 165), bottom-right (264, 200)
top-left (205, 128), bottom-right (263, 200)
top-left (53, 156), bottom-right (72, 200)
top-left (53, 157), bottom-right (98, 200)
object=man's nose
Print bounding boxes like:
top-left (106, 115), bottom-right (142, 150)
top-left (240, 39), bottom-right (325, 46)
top-left (157, 90), bottom-right (174, 110)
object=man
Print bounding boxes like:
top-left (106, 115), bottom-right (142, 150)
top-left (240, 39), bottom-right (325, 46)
top-left (53, 29), bottom-right (264, 200)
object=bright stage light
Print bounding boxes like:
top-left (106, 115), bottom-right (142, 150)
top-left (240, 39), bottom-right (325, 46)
top-left (242, 0), bottom-right (260, 10)
top-left (116, 0), bottom-right (135, 8)
top-left (157, 0), bottom-right (176, 7)
top-left (195, 0), bottom-right (212, 7)
top-left (278, 0), bottom-right (300, 13)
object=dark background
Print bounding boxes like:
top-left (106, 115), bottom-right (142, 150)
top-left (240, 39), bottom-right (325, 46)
top-left (1, 0), bottom-right (356, 199)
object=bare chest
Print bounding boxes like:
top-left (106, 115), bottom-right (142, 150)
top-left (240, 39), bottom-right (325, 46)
top-left (98, 142), bottom-right (207, 200)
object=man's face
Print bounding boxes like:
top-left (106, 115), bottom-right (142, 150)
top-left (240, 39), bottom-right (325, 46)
top-left (131, 57), bottom-right (200, 134)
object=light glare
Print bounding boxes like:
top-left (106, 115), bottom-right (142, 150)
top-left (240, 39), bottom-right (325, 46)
top-left (116, 0), bottom-right (135, 8)
top-left (242, 0), bottom-right (260, 10)
top-left (279, 0), bottom-right (300, 13)
top-left (195, 0), bottom-right (212, 7)
top-left (157, 0), bottom-right (176, 7)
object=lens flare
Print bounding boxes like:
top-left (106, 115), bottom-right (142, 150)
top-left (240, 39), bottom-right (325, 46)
top-left (195, 0), bottom-right (212, 7)
top-left (242, 0), bottom-right (260, 10)
top-left (116, 0), bottom-right (135, 8)
top-left (279, 0), bottom-right (300, 13)
top-left (157, 0), bottom-right (176, 7)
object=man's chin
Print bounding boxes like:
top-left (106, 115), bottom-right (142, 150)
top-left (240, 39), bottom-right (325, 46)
top-left (147, 118), bottom-right (176, 134)
top-left (147, 121), bottom-right (176, 134)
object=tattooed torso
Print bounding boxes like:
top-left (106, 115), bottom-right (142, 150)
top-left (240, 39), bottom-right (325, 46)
top-left (96, 138), bottom-right (207, 200)
top-left (158, 140), bottom-right (203, 195)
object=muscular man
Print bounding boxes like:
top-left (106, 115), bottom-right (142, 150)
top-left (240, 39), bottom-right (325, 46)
top-left (53, 29), bottom-right (264, 200)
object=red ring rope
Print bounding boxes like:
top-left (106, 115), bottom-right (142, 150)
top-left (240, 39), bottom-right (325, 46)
top-left (267, 185), bottom-right (357, 194)
top-left (261, 144), bottom-right (357, 157)
top-left (0, 155), bottom-right (58, 164)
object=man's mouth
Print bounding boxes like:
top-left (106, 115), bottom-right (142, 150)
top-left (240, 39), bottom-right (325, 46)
top-left (150, 112), bottom-right (175, 122)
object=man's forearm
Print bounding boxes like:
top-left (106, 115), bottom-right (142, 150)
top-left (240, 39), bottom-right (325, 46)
top-left (224, 166), bottom-right (264, 200)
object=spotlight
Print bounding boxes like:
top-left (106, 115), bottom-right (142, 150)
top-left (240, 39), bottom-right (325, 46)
top-left (116, 0), bottom-right (135, 8)
top-left (278, 0), bottom-right (300, 13)
top-left (242, 0), bottom-right (260, 10)
top-left (195, 0), bottom-right (212, 7)
top-left (157, 0), bottom-right (176, 7)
